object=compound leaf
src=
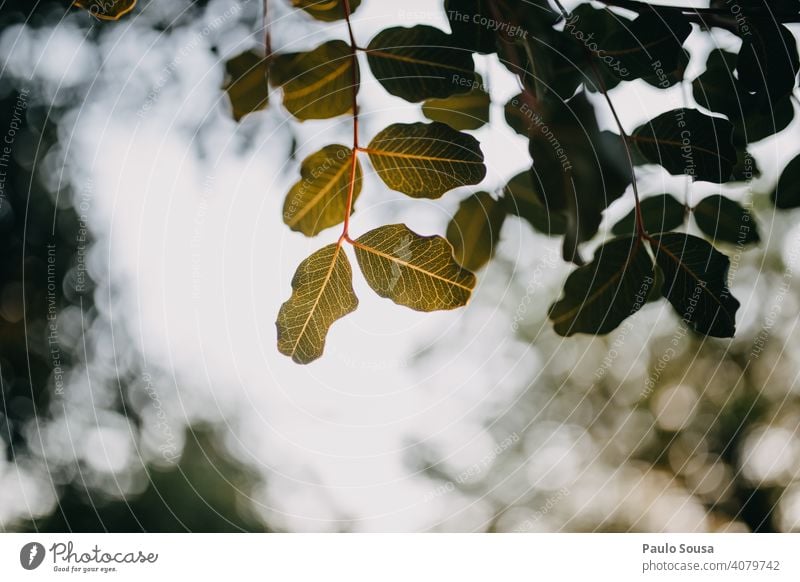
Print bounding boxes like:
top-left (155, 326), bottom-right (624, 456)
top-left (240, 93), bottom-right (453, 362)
top-left (283, 145), bottom-right (360, 236)
top-left (277, 244), bottom-right (358, 364)
top-left (353, 224), bottom-right (476, 311)
top-left (366, 122), bottom-right (486, 198)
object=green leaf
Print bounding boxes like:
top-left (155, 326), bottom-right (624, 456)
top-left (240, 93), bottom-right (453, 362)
top-left (353, 224), bottom-right (476, 311)
top-left (283, 145), bottom-right (360, 236)
top-left (365, 122), bottom-right (486, 198)
top-left (526, 94), bottom-right (631, 262)
top-left (291, 0), bottom-right (360, 21)
top-left (422, 75), bottom-right (490, 131)
top-left (693, 49), bottom-right (794, 145)
top-left (549, 236), bottom-right (655, 336)
top-left (446, 192), bottom-right (506, 271)
top-left (693, 195), bottom-right (759, 245)
top-left (270, 40), bottom-right (356, 120)
top-left (445, 0), bottom-right (497, 54)
top-left (611, 194), bottom-right (686, 236)
top-left (73, 0), bottom-right (136, 19)
top-left (366, 25), bottom-right (476, 102)
top-left (502, 170), bottom-right (566, 236)
top-left (603, 10), bottom-right (691, 87)
top-left (631, 108), bottom-right (737, 184)
top-left (276, 244), bottom-right (359, 364)
top-left (649, 233), bottom-right (740, 338)
top-left (737, 21), bottom-right (799, 104)
top-left (772, 153), bottom-right (800, 209)
top-left (222, 50), bottom-right (269, 122)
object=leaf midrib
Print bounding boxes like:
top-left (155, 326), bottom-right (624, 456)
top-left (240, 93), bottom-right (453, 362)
top-left (289, 245), bottom-right (344, 359)
top-left (352, 239), bottom-right (473, 292)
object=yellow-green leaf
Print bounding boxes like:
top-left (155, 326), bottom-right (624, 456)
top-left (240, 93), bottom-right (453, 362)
top-left (73, 0), bottom-right (136, 20)
top-left (365, 122), bottom-right (486, 198)
top-left (270, 40), bottom-right (356, 120)
top-left (421, 76), bottom-right (490, 131)
top-left (283, 145), bottom-right (361, 236)
top-left (222, 50), bottom-right (269, 122)
top-left (352, 224), bottom-right (476, 311)
top-left (446, 192), bottom-right (506, 271)
top-left (277, 244), bottom-right (358, 364)
top-left (291, 0), bottom-right (361, 21)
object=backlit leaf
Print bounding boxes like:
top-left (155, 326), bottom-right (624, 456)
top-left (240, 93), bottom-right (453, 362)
top-left (271, 40), bottom-right (356, 120)
top-left (291, 0), bottom-right (360, 22)
top-left (366, 25), bottom-right (476, 102)
top-left (649, 233), bottom-right (740, 337)
top-left (353, 224), bottom-right (476, 311)
top-left (276, 244), bottom-right (358, 364)
top-left (73, 0), bottom-right (136, 20)
top-left (446, 192), bottom-right (506, 271)
top-left (366, 122), bottom-right (486, 198)
top-left (631, 108), bottom-right (737, 183)
top-left (422, 75), bottom-right (490, 131)
top-left (611, 194), bottom-right (686, 236)
top-left (222, 50), bottom-right (269, 122)
top-left (693, 195), bottom-right (759, 245)
top-left (549, 236), bottom-right (655, 336)
top-left (283, 145), bottom-right (360, 236)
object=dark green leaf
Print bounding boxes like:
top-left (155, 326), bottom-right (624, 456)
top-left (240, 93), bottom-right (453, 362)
top-left (772, 153), bottom-right (800, 208)
top-left (422, 75), bottom-right (490, 131)
top-left (502, 170), bottom-right (566, 235)
top-left (631, 108), bottom-right (737, 183)
top-left (222, 50), bottom-right (269, 122)
top-left (611, 194), bottom-right (686, 236)
top-left (737, 21), bottom-right (799, 104)
top-left (528, 94), bottom-right (631, 262)
top-left (603, 10), bottom-right (691, 87)
top-left (693, 195), bottom-right (759, 245)
top-left (365, 122), bottom-right (486, 198)
top-left (649, 233), bottom-right (740, 337)
top-left (549, 236), bottom-right (655, 336)
top-left (693, 49), bottom-right (795, 145)
top-left (446, 192), bottom-right (506, 271)
top-left (270, 40), bottom-right (356, 120)
top-left (445, 0), bottom-right (497, 54)
top-left (366, 25), bottom-right (476, 102)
